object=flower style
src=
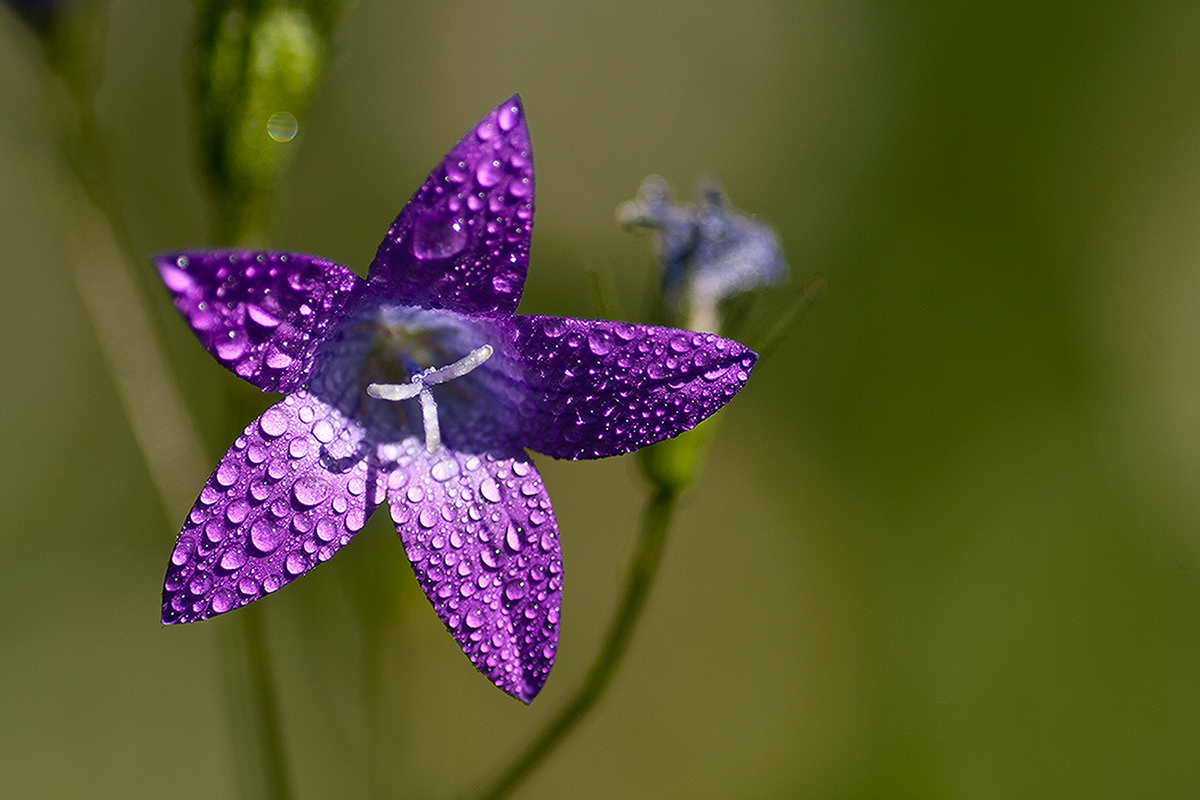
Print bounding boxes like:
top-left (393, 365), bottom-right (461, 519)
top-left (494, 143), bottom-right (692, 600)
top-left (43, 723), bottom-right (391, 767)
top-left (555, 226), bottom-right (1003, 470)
top-left (158, 96), bottom-right (756, 702)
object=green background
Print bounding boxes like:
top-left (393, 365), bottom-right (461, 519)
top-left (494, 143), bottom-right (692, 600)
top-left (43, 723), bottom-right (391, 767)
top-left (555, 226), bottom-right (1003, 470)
top-left (3, 1), bottom-right (1200, 797)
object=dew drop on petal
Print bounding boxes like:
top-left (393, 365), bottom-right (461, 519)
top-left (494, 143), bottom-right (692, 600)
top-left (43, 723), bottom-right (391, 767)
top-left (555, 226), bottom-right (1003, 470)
top-left (250, 520), bottom-right (285, 554)
top-left (497, 103), bottom-right (521, 131)
top-left (219, 548), bottom-right (247, 571)
top-left (412, 212), bottom-right (469, 260)
top-left (431, 459), bottom-right (459, 482)
top-left (260, 407), bottom-right (289, 437)
top-left (313, 419), bottom-right (335, 444)
top-left (480, 478), bottom-right (501, 503)
top-left (211, 589), bottom-right (235, 614)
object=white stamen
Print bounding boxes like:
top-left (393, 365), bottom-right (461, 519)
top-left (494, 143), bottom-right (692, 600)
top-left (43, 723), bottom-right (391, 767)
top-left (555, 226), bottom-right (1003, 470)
top-left (366, 344), bottom-right (494, 452)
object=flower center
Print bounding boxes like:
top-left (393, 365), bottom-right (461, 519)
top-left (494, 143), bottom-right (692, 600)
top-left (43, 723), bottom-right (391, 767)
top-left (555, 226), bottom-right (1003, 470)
top-left (366, 344), bottom-right (494, 452)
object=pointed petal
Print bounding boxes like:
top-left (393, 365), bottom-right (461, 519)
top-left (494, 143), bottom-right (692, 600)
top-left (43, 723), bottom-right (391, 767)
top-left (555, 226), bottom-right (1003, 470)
top-left (156, 251), bottom-right (365, 392)
top-left (368, 96), bottom-right (534, 316)
top-left (498, 316), bottom-right (757, 459)
top-left (387, 446), bottom-right (560, 702)
top-left (162, 392), bottom-right (384, 623)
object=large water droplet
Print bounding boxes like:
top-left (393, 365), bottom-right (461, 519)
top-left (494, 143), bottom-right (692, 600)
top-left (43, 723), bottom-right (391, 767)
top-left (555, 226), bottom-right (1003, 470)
top-left (250, 520), bottom-right (285, 554)
top-left (215, 462), bottom-right (240, 488)
top-left (285, 552), bottom-right (308, 576)
top-left (587, 330), bottom-right (613, 355)
top-left (476, 159), bottom-right (504, 188)
top-left (480, 478), bottom-right (501, 503)
top-left (411, 212), bottom-right (469, 260)
top-left (219, 548), bottom-right (247, 571)
top-left (497, 103), bottom-right (521, 131)
top-left (260, 407), bottom-right (289, 437)
top-left (211, 589), bottom-right (236, 614)
top-left (465, 608), bottom-right (486, 629)
top-left (431, 459), bottom-right (460, 482)
top-left (292, 475), bottom-right (331, 507)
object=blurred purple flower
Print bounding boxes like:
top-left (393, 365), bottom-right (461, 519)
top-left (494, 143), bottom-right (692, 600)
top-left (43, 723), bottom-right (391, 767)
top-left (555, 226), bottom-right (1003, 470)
top-left (619, 176), bottom-right (787, 331)
top-left (157, 96), bottom-right (756, 702)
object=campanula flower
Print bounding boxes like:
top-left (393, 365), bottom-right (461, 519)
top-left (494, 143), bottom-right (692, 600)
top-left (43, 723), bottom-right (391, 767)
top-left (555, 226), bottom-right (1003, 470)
top-left (618, 175), bottom-right (787, 332)
top-left (158, 96), bottom-right (756, 702)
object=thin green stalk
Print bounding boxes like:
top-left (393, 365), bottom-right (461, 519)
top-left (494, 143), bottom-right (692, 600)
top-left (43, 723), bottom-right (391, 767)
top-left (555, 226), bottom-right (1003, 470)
top-left (469, 487), bottom-right (679, 800)
top-left (44, 53), bottom-right (294, 800)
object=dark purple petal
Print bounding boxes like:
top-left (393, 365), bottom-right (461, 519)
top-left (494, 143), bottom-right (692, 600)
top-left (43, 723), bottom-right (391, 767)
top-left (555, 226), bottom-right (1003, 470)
top-left (497, 316), bottom-right (757, 459)
top-left (387, 447), bottom-right (561, 703)
top-left (162, 392), bottom-right (384, 623)
top-left (367, 95), bottom-right (534, 316)
top-left (157, 251), bottom-right (365, 393)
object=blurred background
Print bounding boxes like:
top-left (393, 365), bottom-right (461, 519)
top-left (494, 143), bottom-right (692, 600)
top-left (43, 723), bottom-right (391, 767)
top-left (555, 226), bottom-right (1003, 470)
top-left (3, 1), bottom-right (1200, 797)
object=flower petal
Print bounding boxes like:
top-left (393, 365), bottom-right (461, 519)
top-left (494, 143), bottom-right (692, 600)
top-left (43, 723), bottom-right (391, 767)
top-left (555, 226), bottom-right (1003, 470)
top-left (387, 447), bottom-right (561, 703)
top-left (368, 95), bottom-right (534, 316)
top-left (498, 316), bottom-right (757, 459)
top-left (162, 392), bottom-right (384, 623)
top-left (156, 251), bottom-right (365, 392)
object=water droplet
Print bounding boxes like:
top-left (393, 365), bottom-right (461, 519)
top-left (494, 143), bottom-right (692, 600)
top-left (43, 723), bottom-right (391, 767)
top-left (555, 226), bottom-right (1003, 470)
top-left (312, 419), bottom-right (335, 444)
top-left (412, 212), bottom-right (469, 260)
top-left (285, 552), bottom-right (308, 576)
top-left (266, 111), bottom-right (298, 142)
top-left (418, 508), bottom-right (437, 528)
top-left (587, 330), bottom-right (613, 355)
top-left (407, 485), bottom-right (425, 503)
top-left (238, 577), bottom-right (259, 596)
top-left (292, 475), bottom-right (331, 507)
top-left (529, 509), bottom-right (546, 526)
top-left (263, 575), bottom-right (282, 593)
top-left (476, 119), bottom-right (497, 141)
top-left (225, 500), bottom-right (250, 525)
top-left (506, 525), bottom-right (523, 552)
top-left (298, 405), bottom-right (315, 423)
top-left (219, 548), bottom-right (247, 571)
top-left (316, 518), bottom-right (338, 542)
top-left (541, 318), bottom-right (566, 338)
top-left (216, 334), bottom-right (247, 361)
top-left (250, 520), bottom-right (285, 554)
top-left (497, 103), bottom-right (521, 131)
top-left (289, 438), bottom-right (309, 459)
top-left (211, 589), bottom-right (235, 614)
top-left (476, 159), bottom-right (504, 188)
top-left (480, 478), bottom-right (501, 503)
top-left (188, 573), bottom-right (212, 595)
top-left (247, 303), bottom-right (281, 328)
top-left (431, 459), bottom-right (460, 482)
top-left (260, 407), bottom-right (289, 437)
top-left (465, 608), bottom-right (486, 629)
top-left (511, 461), bottom-right (530, 477)
top-left (504, 580), bottom-right (527, 601)
top-left (215, 462), bottom-right (239, 487)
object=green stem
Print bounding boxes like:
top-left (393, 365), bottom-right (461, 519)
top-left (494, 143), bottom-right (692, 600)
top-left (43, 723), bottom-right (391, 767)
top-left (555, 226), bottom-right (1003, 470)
top-left (469, 487), bottom-right (679, 800)
top-left (44, 53), bottom-right (294, 800)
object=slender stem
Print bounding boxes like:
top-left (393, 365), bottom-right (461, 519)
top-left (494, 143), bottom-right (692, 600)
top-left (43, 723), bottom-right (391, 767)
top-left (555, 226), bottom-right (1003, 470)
top-left (47, 60), bottom-right (294, 800)
top-left (470, 487), bottom-right (679, 800)
top-left (240, 603), bottom-right (294, 800)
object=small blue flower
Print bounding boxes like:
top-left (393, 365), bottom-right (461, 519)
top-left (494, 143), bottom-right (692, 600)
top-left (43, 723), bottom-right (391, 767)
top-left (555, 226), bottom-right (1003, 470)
top-left (619, 176), bottom-right (788, 331)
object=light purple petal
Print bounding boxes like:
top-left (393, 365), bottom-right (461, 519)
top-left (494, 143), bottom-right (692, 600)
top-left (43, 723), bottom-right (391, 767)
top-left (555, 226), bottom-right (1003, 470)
top-left (156, 251), bottom-right (365, 393)
top-left (386, 446), bottom-right (561, 703)
top-left (162, 392), bottom-right (384, 623)
top-left (367, 95), bottom-right (534, 316)
top-left (497, 316), bottom-right (757, 459)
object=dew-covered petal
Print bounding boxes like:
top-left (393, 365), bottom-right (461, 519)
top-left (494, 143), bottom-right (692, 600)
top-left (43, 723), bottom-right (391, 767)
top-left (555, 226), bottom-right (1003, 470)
top-left (497, 316), bottom-right (757, 459)
top-left (162, 392), bottom-right (385, 623)
top-left (367, 95), bottom-right (534, 317)
top-left (156, 251), bottom-right (365, 392)
top-left (387, 447), bottom-right (561, 703)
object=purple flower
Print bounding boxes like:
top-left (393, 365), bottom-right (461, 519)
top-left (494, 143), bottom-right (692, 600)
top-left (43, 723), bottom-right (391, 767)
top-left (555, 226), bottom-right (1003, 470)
top-left (158, 96), bottom-right (756, 702)
top-left (618, 176), bottom-right (787, 332)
